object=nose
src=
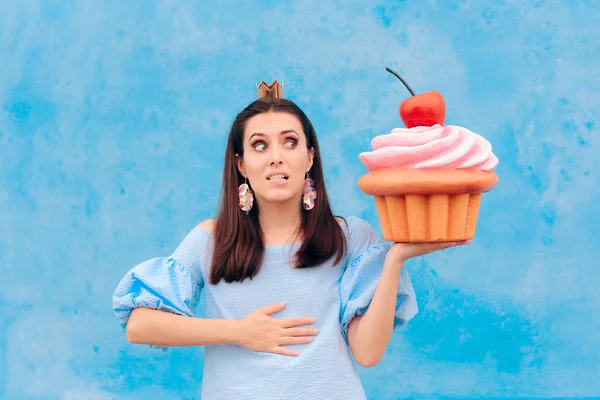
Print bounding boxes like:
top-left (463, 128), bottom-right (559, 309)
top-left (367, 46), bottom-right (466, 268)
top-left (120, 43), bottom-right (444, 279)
top-left (269, 146), bottom-right (283, 166)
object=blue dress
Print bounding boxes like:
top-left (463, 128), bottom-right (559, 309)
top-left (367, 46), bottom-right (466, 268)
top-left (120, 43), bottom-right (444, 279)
top-left (112, 216), bottom-right (418, 400)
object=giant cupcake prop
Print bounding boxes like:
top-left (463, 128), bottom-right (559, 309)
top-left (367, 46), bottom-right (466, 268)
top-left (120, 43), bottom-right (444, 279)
top-left (358, 67), bottom-right (499, 243)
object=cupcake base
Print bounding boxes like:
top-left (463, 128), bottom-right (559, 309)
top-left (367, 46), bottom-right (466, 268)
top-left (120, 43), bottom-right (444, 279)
top-left (374, 192), bottom-right (482, 242)
top-left (358, 167), bottom-right (498, 243)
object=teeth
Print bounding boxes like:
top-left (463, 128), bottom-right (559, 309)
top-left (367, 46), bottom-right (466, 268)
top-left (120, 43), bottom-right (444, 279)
top-left (268, 174), bottom-right (286, 180)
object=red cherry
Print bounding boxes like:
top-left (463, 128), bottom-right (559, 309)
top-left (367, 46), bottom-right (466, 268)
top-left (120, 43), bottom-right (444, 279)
top-left (386, 67), bottom-right (446, 128)
top-left (399, 90), bottom-right (446, 128)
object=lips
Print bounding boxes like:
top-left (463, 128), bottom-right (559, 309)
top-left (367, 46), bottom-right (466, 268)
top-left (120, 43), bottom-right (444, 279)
top-left (266, 173), bottom-right (289, 181)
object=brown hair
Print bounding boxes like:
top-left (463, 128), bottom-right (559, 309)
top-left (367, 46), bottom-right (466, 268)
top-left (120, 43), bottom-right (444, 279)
top-left (209, 97), bottom-right (347, 284)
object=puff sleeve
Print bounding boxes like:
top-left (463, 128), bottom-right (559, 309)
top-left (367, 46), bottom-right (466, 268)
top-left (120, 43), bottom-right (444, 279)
top-left (112, 227), bottom-right (209, 335)
top-left (338, 217), bottom-right (418, 343)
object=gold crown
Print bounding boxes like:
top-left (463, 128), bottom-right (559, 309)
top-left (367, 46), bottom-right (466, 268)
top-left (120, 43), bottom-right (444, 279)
top-left (257, 80), bottom-right (284, 99)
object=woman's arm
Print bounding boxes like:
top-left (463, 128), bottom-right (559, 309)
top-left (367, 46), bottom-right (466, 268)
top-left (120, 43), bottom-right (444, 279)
top-left (126, 307), bottom-right (239, 347)
top-left (126, 303), bottom-right (319, 356)
top-left (347, 240), bottom-right (469, 367)
top-left (346, 255), bottom-right (402, 367)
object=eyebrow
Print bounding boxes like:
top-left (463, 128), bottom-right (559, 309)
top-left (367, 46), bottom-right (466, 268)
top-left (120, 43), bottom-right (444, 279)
top-left (249, 130), bottom-right (299, 141)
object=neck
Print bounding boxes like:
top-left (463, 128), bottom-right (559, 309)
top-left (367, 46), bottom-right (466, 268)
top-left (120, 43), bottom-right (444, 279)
top-left (257, 197), bottom-right (303, 245)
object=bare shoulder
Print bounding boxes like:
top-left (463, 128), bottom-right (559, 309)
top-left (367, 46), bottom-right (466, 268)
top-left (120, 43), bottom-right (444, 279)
top-left (196, 218), bottom-right (216, 234)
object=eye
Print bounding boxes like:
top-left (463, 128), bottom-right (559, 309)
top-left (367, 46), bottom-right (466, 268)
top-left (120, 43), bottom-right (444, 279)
top-left (252, 141), bottom-right (266, 151)
top-left (284, 138), bottom-right (298, 148)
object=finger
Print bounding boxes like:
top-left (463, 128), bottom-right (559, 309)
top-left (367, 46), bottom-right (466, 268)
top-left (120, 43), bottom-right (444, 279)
top-left (432, 240), bottom-right (468, 250)
top-left (279, 336), bottom-right (314, 345)
top-left (258, 302), bottom-right (286, 315)
top-left (284, 327), bottom-right (319, 337)
top-left (279, 317), bottom-right (316, 328)
top-left (445, 240), bottom-right (470, 247)
top-left (418, 243), bottom-right (449, 253)
top-left (271, 347), bottom-right (299, 357)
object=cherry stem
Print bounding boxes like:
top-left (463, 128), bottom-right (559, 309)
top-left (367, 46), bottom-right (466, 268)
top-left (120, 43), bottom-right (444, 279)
top-left (385, 66), bottom-right (415, 97)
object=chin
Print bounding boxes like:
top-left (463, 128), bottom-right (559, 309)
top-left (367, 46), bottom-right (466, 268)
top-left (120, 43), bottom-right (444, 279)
top-left (257, 188), bottom-right (300, 204)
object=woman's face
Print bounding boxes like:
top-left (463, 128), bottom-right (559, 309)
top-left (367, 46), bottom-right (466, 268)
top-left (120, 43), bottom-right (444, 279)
top-left (237, 111), bottom-right (314, 206)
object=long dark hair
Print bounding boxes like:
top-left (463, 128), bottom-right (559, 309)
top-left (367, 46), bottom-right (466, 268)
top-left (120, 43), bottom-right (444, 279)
top-left (209, 97), bottom-right (347, 284)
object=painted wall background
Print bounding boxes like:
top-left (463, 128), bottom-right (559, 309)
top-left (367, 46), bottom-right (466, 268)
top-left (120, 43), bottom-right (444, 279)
top-left (1, 1), bottom-right (598, 399)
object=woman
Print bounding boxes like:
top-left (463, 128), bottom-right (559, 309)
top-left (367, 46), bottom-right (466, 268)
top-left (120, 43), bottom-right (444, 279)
top-left (112, 90), bottom-right (468, 399)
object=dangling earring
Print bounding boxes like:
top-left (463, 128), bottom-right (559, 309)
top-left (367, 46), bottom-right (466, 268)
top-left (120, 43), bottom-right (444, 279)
top-left (239, 178), bottom-right (253, 214)
top-left (302, 173), bottom-right (316, 210)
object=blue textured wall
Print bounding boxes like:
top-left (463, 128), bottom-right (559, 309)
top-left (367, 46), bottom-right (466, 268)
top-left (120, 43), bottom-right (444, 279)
top-left (2, 1), bottom-right (599, 399)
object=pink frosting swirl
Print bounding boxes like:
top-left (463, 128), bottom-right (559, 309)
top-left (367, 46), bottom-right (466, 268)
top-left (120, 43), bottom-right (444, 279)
top-left (359, 124), bottom-right (499, 172)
